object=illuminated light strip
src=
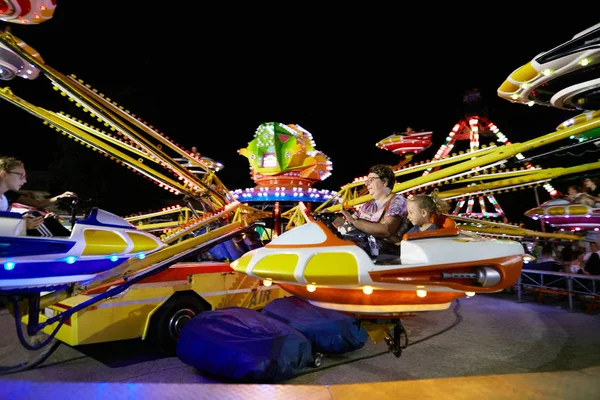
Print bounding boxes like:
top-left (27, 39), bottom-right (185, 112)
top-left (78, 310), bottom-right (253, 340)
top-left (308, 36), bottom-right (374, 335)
top-left (465, 232), bottom-right (523, 239)
top-left (48, 128), bottom-right (181, 195)
top-left (452, 215), bottom-right (527, 229)
top-left (55, 113), bottom-right (152, 160)
top-left (397, 160), bottom-right (509, 195)
top-left (52, 77), bottom-right (210, 194)
top-left (233, 187), bottom-right (336, 196)
top-left (466, 198), bottom-right (474, 214)
top-left (489, 194), bottom-right (505, 215)
top-left (125, 206), bottom-right (187, 222)
top-left (442, 179), bottom-right (551, 200)
top-left (44, 114), bottom-right (184, 194)
top-left (50, 117), bottom-right (182, 193)
top-left (162, 201), bottom-right (240, 241)
top-left (424, 122), bottom-right (466, 174)
top-left (95, 286), bottom-right (281, 309)
top-left (51, 79), bottom-right (129, 139)
top-left (232, 190), bottom-right (338, 202)
top-left (453, 199), bottom-right (465, 214)
top-left (458, 166), bottom-right (543, 183)
top-left (456, 212), bottom-right (503, 218)
top-left (478, 197), bottom-right (486, 214)
top-left (392, 145), bottom-right (498, 175)
top-left (552, 223), bottom-right (600, 227)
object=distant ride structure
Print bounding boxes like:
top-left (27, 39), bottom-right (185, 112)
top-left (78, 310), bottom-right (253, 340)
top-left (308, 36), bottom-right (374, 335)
top-left (422, 90), bottom-right (546, 221)
top-left (498, 22), bottom-right (600, 236)
top-left (235, 122), bottom-right (337, 235)
top-left (376, 127), bottom-right (433, 170)
top-left (0, 0), bottom-right (56, 24)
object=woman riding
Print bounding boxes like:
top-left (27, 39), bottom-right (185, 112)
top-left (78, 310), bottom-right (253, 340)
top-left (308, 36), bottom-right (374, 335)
top-left (335, 164), bottom-right (409, 245)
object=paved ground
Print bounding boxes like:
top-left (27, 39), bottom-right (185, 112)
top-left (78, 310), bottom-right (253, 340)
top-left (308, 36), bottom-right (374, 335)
top-left (1, 291), bottom-right (599, 399)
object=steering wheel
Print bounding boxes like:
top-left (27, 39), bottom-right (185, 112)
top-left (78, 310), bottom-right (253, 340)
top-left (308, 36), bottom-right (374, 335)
top-left (313, 211), bottom-right (372, 242)
top-left (56, 196), bottom-right (90, 232)
top-left (313, 211), bottom-right (379, 257)
top-left (58, 196), bottom-right (79, 207)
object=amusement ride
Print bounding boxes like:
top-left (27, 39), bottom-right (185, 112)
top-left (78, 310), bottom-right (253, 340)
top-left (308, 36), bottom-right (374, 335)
top-left (233, 121), bottom-right (337, 236)
top-left (1, 3), bottom-right (600, 363)
top-left (498, 22), bottom-right (600, 237)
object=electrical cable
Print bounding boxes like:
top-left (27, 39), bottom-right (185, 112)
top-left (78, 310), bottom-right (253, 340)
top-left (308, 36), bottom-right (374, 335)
top-left (408, 298), bottom-right (463, 347)
top-left (0, 339), bottom-right (61, 375)
top-left (11, 297), bottom-right (67, 351)
top-left (0, 298), bottom-right (66, 375)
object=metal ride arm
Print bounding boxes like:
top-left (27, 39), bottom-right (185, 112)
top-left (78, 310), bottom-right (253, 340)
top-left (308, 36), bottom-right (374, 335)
top-left (12, 202), bottom-right (265, 327)
top-left (0, 31), bottom-right (279, 345)
top-left (10, 201), bottom-right (272, 351)
top-left (316, 117), bottom-right (600, 214)
top-left (35, 203), bottom-right (270, 310)
top-left (124, 205), bottom-right (194, 232)
top-left (0, 31), bottom-right (234, 210)
top-left (448, 215), bottom-right (583, 241)
top-left (437, 160), bottom-right (600, 200)
top-left (280, 202), bottom-right (315, 231)
top-left (309, 119), bottom-right (600, 241)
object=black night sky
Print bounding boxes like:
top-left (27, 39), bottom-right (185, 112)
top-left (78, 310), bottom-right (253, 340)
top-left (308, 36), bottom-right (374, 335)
top-left (1, 3), bottom-right (599, 224)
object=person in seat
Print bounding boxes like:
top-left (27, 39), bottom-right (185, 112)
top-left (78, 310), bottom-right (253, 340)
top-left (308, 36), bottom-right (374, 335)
top-left (0, 155), bottom-right (76, 235)
top-left (332, 164), bottom-right (409, 261)
top-left (582, 177), bottom-right (600, 206)
top-left (336, 164), bottom-right (409, 243)
top-left (406, 192), bottom-right (450, 234)
top-left (565, 184), bottom-right (596, 206)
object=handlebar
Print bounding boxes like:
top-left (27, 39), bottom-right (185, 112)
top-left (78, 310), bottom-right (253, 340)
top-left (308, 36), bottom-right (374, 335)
top-left (59, 196), bottom-right (79, 206)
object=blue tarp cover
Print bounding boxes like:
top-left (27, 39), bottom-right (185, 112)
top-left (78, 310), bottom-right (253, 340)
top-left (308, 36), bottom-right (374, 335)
top-left (177, 306), bottom-right (312, 382)
top-left (261, 296), bottom-right (368, 353)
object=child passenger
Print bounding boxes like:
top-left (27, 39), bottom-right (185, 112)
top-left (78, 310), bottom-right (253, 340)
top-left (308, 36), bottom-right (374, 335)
top-left (406, 192), bottom-right (450, 233)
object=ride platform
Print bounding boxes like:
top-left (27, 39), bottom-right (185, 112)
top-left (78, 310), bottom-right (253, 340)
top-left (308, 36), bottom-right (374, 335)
top-left (1, 292), bottom-right (598, 399)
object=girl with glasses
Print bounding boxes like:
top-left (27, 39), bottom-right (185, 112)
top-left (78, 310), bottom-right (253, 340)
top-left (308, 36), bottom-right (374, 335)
top-left (1, 155), bottom-right (76, 235)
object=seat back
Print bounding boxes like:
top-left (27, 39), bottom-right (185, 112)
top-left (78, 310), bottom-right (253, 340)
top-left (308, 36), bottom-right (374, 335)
top-left (434, 214), bottom-right (457, 229)
top-left (0, 211), bottom-right (26, 236)
top-left (403, 227), bottom-right (460, 241)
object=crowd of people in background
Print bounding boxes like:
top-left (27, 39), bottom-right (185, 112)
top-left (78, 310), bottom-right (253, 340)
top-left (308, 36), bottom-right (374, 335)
top-left (535, 177), bottom-right (600, 275)
top-left (526, 239), bottom-right (600, 276)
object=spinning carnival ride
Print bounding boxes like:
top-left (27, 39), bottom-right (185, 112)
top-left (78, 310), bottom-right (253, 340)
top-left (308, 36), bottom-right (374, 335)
top-left (235, 122), bottom-right (337, 235)
top-left (1, 14), bottom-right (600, 357)
top-left (232, 218), bottom-right (524, 315)
top-left (0, 0), bottom-right (55, 25)
top-left (498, 22), bottom-right (600, 235)
top-left (426, 90), bottom-right (542, 221)
top-left (375, 127), bottom-right (433, 170)
top-left (0, 29), bottom-right (284, 351)
top-left (234, 22), bottom-right (600, 330)
top-left (0, 209), bottom-right (165, 291)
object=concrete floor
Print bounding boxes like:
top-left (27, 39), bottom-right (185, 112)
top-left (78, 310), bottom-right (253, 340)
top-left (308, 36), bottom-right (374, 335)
top-left (1, 292), bottom-right (599, 399)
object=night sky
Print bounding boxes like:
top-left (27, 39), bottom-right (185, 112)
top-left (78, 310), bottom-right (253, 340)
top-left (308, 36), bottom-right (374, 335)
top-left (1, 4), bottom-right (599, 223)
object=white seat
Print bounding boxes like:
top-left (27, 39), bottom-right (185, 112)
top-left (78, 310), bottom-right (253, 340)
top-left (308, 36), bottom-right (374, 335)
top-left (0, 213), bottom-right (26, 236)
